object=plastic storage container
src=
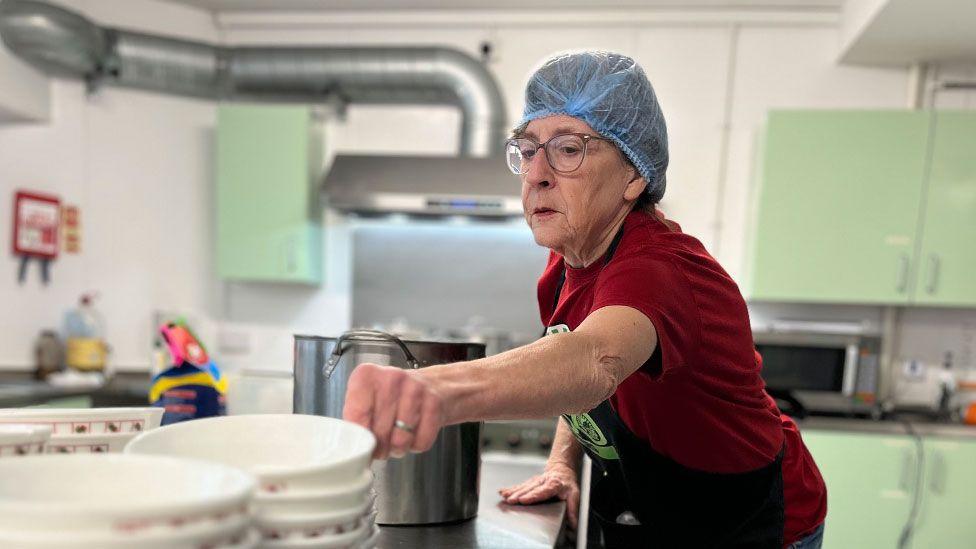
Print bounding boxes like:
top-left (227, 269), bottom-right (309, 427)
top-left (63, 294), bottom-right (107, 372)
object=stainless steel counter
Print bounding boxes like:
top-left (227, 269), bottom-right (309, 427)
top-left (0, 373), bottom-right (149, 408)
top-left (376, 453), bottom-right (566, 549)
top-left (798, 416), bottom-right (976, 439)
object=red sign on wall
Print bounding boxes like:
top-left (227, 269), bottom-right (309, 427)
top-left (12, 191), bottom-right (61, 259)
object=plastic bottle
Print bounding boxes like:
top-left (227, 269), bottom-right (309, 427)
top-left (957, 367), bottom-right (976, 425)
top-left (150, 339), bottom-right (169, 381)
top-left (63, 294), bottom-right (108, 371)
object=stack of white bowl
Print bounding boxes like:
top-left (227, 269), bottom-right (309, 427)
top-left (125, 414), bottom-right (378, 549)
top-left (0, 424), bottom-right (52, 457)
top-left (0, 453), bottom-right (258, 548)
top-left (0, 407), bottom-right (164, 454)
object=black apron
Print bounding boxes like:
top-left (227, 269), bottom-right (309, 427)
top-left (546, 225), bottom-right (785, 549)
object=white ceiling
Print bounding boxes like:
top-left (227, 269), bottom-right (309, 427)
top-left (163, 0), bottom-right (841, 12)
top-left (841, 0), bottom-right (976, 66)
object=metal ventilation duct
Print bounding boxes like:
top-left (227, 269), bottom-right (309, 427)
top-left (0, 0), bottom-right (506, 156)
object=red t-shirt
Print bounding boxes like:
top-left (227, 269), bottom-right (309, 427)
top-left (538, 209), bottom-right (827, 545)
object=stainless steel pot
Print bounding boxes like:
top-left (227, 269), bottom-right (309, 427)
top-left (294, 330), bottom-right (484, 525)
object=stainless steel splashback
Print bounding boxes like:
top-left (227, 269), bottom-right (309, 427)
top-left (350, 222), bottom-right (547, 342)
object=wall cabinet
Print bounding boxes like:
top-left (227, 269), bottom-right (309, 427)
top-left (911, 112), bottom-right (976, 306)
top-left (216, 105), bottom-right (323, 284)
top-left (748, 110), bottom-right (976, 307)
top-left (910, 438), bottom-right (976, 548)
top-left (803, 430), bottom-right (915, 549)
top-left (803, 429), bottom-right (976, 549)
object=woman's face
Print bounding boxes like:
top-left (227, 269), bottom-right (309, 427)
top-left (520, 115), bottom-right (646, 259)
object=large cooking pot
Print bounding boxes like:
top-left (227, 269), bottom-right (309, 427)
top-left (293, 330), bottom-right (484, 525)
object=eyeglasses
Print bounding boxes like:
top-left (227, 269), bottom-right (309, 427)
top-left (504, 133), bottom-right (612, 175)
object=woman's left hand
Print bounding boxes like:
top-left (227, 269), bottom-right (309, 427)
top-left (342, 363), bottom-right (446, 460)
top-left (499, 462), bottom-right (581, 529)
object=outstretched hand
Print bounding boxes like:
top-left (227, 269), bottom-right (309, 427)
top-left (342, 363), bottom-right (445, 460)
top-left (498, 462), bottom-right (581, 529)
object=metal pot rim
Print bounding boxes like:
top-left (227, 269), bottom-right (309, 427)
top-left (294, 333), bottom-right (486, 350)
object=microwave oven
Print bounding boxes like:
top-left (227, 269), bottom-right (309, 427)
top-left (754, 327), bottom-right (882, 416)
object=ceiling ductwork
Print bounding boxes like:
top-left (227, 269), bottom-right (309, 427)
top-left (0, 0), bottom-right (506, 157)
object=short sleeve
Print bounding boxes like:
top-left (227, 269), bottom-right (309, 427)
top-left (537, 250), bottom-right (564, 326)
top-left (590, 248), bottom-right (701, 376)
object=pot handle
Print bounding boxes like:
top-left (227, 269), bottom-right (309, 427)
top-left (324, 330), bottom-right (421, 379)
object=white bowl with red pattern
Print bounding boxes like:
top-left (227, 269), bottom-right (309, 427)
top-left (124, 414), bottom-right (375, 493)
top-left (260, 520), bottom-right (371, 549)
top-left (0, 513), bottom-right (257, 548)
top-left (0, 424), bottom-right (51, 457)
top-left (0, 407), bottom-right (164, 436)
top-left (253, 471), bottom-right (373, 516)
top-left (45, 431), bottom-right (138, 454)
top-left (254, 500), bottom-right (372, 543)
top-left (0, 454), bottom-right (254, 535)
top-left (358, 524), bottom-right (380, 549)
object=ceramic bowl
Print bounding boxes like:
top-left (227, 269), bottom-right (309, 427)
top-left (0, 513), bottom-right (253, 549)
top-left (253, 471), bottom-right (372, 516)
top-left (0, 424), bottom-right (51, 457)
top-left (254, 500), bottom-right (372, 542)
top-left (260, 522), bottom-right (370, 549)
top-left (0, 407), bottom-right (164, 436)
top-left (225, 527), bottom-right (262, 549)
top-left (125, 414), bottom-right (375, 493)
top-left (0, 454), bottom-right (254, 534)
top-left (46, 431), bottom-right (140, 454)
top-left (357, 525), bottom-right (380, 549)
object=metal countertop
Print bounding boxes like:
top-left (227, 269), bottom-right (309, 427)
top-left (376, 453), bottom-right (566, 549)
top-left (798, 416), bottom-right (976, 439)
top-left (0, 373), bottom-right (149, 407)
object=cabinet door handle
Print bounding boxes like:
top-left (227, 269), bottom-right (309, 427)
top-left (898, 447), bottom-right (915, 491)
top-left (929, 449), bottom-right (947, 495)
top-left (896, 254), bottom-right (910, 293)
top-left (926, 254), bottom-right (941, 295)
top-left (281, 237), bottom-right (298, 274)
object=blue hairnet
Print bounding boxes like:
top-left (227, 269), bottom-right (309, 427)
top-left (516, 50), bottom-right (669, 203)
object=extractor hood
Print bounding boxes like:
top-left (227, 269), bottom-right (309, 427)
top-left (322, 154), bottom-right (524, 218)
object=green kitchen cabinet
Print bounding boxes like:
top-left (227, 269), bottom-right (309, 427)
top-left (216, 104), bottom-right (323, 283)
top-left (911, 112), bottom-right (976, 307)
top-left (748, 111), bottom-right (931, 304)
top-left (909, 437), bottom-right (976, 549)
top-left (802, 430), bottom-right (916, 549)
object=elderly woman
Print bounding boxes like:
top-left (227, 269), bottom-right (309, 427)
top-left (343, 51), bottom-right (827, 548)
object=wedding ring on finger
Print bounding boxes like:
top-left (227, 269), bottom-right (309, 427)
top-left (394, 419), bottom-right (416, 434)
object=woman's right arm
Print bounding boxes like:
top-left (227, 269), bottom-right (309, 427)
top-left (498, 418), bottom-right (583, 528)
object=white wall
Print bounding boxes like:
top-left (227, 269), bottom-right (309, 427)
top-left (930, 64), bottom-right (976, 109)
top-left (0, 0), bottom-right (219, 371)
top-left (0, 47), bottom-right (50, 122)
top-left (839, 0), bottom-right (890, 58)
